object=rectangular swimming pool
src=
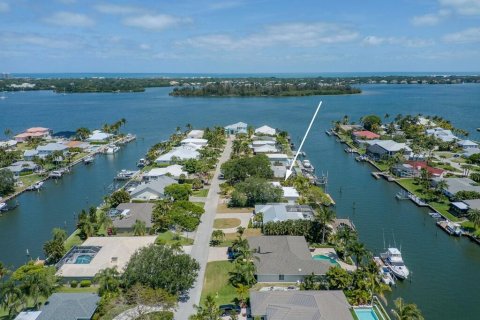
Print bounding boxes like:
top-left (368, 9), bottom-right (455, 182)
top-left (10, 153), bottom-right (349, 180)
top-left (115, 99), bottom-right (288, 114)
top-left (354, 308), bottom-right (380, 320)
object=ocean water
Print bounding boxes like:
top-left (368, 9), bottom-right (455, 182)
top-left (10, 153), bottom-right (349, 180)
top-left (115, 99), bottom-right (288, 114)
top-left (1, 84), bottom-right (480, 319)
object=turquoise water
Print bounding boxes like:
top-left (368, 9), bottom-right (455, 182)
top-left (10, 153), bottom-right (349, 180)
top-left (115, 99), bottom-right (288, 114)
top-left (74, 255), bottom-right (93, 264)
top-left (354, 308), bottom-right (380, 320)
top-left (312, 254), bottom-right (339, 265)
top-left (1, 84), bottom-right (480, 319)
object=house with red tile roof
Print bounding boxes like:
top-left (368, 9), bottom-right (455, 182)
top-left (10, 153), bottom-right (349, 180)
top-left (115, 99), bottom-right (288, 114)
top-left (352, 130), bottom-right (380, 141)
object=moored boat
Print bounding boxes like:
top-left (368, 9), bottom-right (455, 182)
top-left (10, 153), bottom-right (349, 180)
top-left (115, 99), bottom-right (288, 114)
top-left (115, 169), bottom-right (137, 180)
top-left (137, 158), bottom-right (147, 168)
top-left (26, 181), bottom-right (44, 191)
top-left (437, 220), bottom-right (463, 236)
top-left (83, 155), bottom-right (95, 164)
top-left (380, 248), bottom-right (410, 280)
top-left (49, 170), bottom-right (63, 179)
top-left (105, 144), bottom-right (120, 154)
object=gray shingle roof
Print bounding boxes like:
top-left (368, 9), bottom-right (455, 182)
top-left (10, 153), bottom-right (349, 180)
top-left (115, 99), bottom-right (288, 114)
top-left (130, 176), bottom-right (176, 198)
top-left (250, 290), bottom-right (353, 320)
top-left (113, 203), bottom-right (155, 229)
top-left (37, 293), bottom-right (100, 320)
top-left (247, 236), bottom-right (333, 276)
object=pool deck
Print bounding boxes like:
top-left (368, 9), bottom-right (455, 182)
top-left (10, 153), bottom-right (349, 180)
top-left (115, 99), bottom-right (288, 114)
top-left (311, 248), bottom-right (356, 272)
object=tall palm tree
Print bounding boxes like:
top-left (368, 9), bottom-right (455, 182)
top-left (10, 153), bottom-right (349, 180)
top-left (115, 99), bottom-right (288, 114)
top-left (4, 128), bottom-right (12, 139)
top-left (468, 209), bottom-right (480, 229)
top-left (190, 294), bottom-right (221, 320)
top-left (315, 206), bottom-right (336, 243)
top-left (93, 267), bottom-right (120, 296)
top-left (235, 284), bottom-right (249, 306)
top-left (0, 280), bottom-right (25, 316)
top-left (349, 241), bottom-right (367, 268)
top-left (133, 220), bottom-right (147, 236)
top-left (391, 298), bottom-right (424, 320)
top-left (211, 230), bottom-right (225, 245)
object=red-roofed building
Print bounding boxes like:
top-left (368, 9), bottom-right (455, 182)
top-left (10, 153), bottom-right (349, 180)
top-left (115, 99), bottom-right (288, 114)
top-left (406, 161), bottom-right (445, 177)
top-left (352, 130), bottom-right (380, 141)
top-left (14, 127), bottom-right (51, 142)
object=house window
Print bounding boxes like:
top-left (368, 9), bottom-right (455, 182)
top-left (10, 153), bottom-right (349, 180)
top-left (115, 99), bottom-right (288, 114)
top-left (279, 274), bottom-right (284, 281)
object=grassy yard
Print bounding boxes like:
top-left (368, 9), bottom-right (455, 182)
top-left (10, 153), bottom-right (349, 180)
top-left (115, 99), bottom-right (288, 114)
top-left (192, 188), bottom-right (209, 197)
top-left (217, 202), bottom-right (253, 213)
top-left (155, 230), bottom-right (194, 246)
top-left (396, 179), bottom-right (459, 222)
top-left (64, 229), bottom-right (84, 250)
top-left (192, 201), bottom-right (206, 208)
top-left (57, 285), bottom-right (98, 293)
top-left (218, 228), bottom-right (262, 247)
top-left (200, 261), bottom-right (237, 306)
top-left (16, 174), bottom-right (43, 192)
top-left (213, 218), bottom-right (241, 229)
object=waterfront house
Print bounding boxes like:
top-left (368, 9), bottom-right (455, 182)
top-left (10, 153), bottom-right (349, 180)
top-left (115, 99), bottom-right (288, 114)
top-left (144, 164), bottom-right (188, 181)
top-left (225, 122), bottom-right (248, 135)
top-left (180, 138), bottom-right (208, 148)
top-left (393, 161), bottom-right (444, 178)
top-left (0, 140), bottom-right (17, 149)
top-left (86, 130), bottom-right (112, 142)
top-left (426, 127), bottom-right (458, 142)
top-left (265, 153), bottom-right (290, 166)
top-left (450, 202), bottom-right (470, 217)
top-left (431, 177), bottom-right (480, 199)
top-left (255, 125), bottom-right (276, 136)
top-left (63, 140), bottom-right (90, 150)
top-left (255, 203), bottom-right (314, 224)
top-left (14, 293), bottom-right (100, 320)
top-left (247, 236), bottom-right (334, 282)
top-left (457, 140), bottom-right (478, 150)
top-left (271, 164), bottom-right (287, 178)
top-left (6, 161), bottom-right (39, 177)
top-left (271, 182), bottom-right (300, 204)
top-left (155, 145), bottom-right (200, 164)
top-left (129, 176), bottom-right (176, 201)
top-left (56, 236), bottom-right (156, 280)
top-left (23, 149), bottom-right (39, 161)
top-left (366, 140), bottom-right (412, 160)
top-left (249, 290), bottom-right (353, 320)
top-left (253, 144), bottom-right (278, 154)
top-left (417, 117), bottom-right (436, 127)
top-left (111, 203), bottom-right (154, 232)
top-left (186, 129), bottom-right (204, 139)
top-left (14, 127), bottom-right (51, 142)
top-left (36, 143), bottom-right (68, 157)
top-left (338, 124), bottom-right (363, 133)
top-left (251, 140), bottom-right (276, 147)
top-left (352, 130), bottom-right (380, 142)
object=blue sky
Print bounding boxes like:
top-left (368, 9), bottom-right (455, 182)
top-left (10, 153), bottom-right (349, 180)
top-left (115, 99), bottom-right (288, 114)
top-left (0, 0), bottom-right (479, 73)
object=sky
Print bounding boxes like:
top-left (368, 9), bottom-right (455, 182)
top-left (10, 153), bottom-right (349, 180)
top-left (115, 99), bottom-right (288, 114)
top-left (0, 0), bottom-right (479, 73)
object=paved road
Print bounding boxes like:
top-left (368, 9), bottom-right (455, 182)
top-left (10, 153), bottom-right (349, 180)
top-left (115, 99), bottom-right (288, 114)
top-left (174, 137), bottom-right (233, 320)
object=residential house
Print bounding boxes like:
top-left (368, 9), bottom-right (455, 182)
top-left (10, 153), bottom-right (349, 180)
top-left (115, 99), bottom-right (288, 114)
top-left (247, 236), bottom-right (334, 282)
top-left (180, 138), bottom-right (208, 148)
top-left (144, 164), bottom-right (188, 181)
top-left (431, 177), bottom-right (480, 199)
top-left (186, 129), bottom-right (204, 139)
top-left (225, 122), bottom-right (248, 135)
top-left (14, 293), bottom-right (100, 320)
top-left (253, 145), bottom-right (278, 154)
top-left (271, 182), bottom-right (300, 204)
top-left (14, 127), bottom-right (51, 142)
top-left (417, 117), bottom-right (436, 127)
top-left (36, 143), bottom-right (68, 157)
top-left (458, 140), bottom-right (478, 150)
top-left (111, 203), bottom-right (154, 232)
top-left (129, 176), bottom-right (176, 201)
top-left (265, 153), bottom-right (290, 166)
top-left (392, 161), bottom-right (444, 178)
top-left (251, 140), bottom-right (276, 147)
top-left (271, 164), bottom-right (287, 179)
top-left (155, 145), bottom-right (200, 164)
top-left (255, 203), bottom-right (314, 224)
top-left (249, 290), bottom-right (353, 320)
top-left (63, 140), bottom-right (90, 150)
top-left (366, 140), bottom-right (412, 160)
top-left (255, 125), bottom-right (276, 136)
top-left (0, 140), bottom-right (17, 149)
top-left (23, 149), bottom-right (39, 161)
top-left (352, 130), bottom-right (380, 143)
top-left (86, 130), bottom-right (112, 142)
top-left (426, 127), bottom-right (458, 142)
top-left (6, 161), bottom-right (39, 177)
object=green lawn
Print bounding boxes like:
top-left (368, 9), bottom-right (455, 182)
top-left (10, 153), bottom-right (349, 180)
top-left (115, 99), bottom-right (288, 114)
top-left (213, 218), bottom-right (241, 229)
top-left (192, 201), bottom-right (206, 208)
top-left (16, 174), bottom-right (43, 192)
top-left (57, 285), bottom-right (98, 293)
top-left (200, 261), bottom-right (237, 306)
top-left (64, 229), bottom-right (83, 250)
top-left (396, 179), bottom-right (459, 222)
top-left (192, 189), bottom-right (209, 197)
top-left (155, 230), bottom-right (194, 246)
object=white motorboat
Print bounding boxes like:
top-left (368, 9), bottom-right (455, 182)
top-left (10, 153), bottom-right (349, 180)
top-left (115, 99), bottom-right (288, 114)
top-left (26, 181), bottom-right (44, 191)
top-left (49, 170), bottom-right (63, 178)
top-left (83, 155), bottom-right (95, 164)
top-left (380, 248), bottom-right (410, 280)
top-left (115, 169), bottom-right (137, 180)
top-left (137, 158), bottom-right (147, 168)
top-left (0, 202), bottom-right (7, 211)
top-left (105, 145), bottom-right (120, 154)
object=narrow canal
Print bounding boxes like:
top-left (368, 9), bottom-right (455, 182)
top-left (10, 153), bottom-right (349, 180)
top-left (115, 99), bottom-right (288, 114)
top-left (1, 84), bottom-right (479, 319)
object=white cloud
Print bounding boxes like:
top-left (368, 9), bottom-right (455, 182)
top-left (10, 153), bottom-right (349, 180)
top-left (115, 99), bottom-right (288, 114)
top-left (139, 43), bottom-right (151, 50)
top-left (0, 32), bottom-right (83, 49)
top-left (362, 36), bottom-right (435, 47)
top-left (411, 9), bottom-right (450, 26)
top-left (440, 0), bottom-right (480, 15)
top-left (94, 3), bottom-right (143, 15)
top-left (123, 14), bottom-right (191, 31)
top-left (179, 22), bottom-right (358, 50)
top-left (443, 27), bottom-right (480, 43)
top-left (209, 1), bottom-right (244, 10)
top-left (44, 12), bottom-right (95, 27)
top-left (0, 2), bottom-right (9, 12)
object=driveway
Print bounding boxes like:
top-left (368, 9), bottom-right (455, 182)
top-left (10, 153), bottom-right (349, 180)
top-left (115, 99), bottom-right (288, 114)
top-left (174, 137), bottom-right (233, 319)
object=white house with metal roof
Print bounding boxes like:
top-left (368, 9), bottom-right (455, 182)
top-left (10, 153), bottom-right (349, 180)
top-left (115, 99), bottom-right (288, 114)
top-left (36, 143), bottom-right (68, 156)
top-left (186, 129), bottom-right (204, 139)
top-left (155, 145), bottom-right (200, 164)
top-left (180, 138), bottom-right (208, 147)
top-left (225, 122), bottom-right (248, 135)
top-left (366, 140), bottom-right (412, 159)
top-left (458, 140), bottom-right (478, 150)
top-left (144, 164), bottom-right (188, 181)
top-left (426, 127), bottom-right (458, 142)
top-left (86, 130), bottom-right (112, 142)
top-left (255, 125), bottom-right (276, 136)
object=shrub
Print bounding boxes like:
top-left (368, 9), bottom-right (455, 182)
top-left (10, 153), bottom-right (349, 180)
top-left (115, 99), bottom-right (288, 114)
top-left (70, 280), bottom-right (78, 288)
top-left (80, 280), bottom-right (92, 287)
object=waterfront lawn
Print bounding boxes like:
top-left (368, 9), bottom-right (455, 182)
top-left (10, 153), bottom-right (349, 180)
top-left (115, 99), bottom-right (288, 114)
top-left (397, 179), bottom-right (459, 222)
top-left (460, 221), bottom-right (480, 237)
top-left (155, 230), bottom-right (194, 246)
top-left (192, 188), bottom-right (209, 197)
top-left (200, 261), bottom-right (237, 306)
top-left (64, 229), bottom-right (83, 250)
top-left (16, 174), bottom-right (42, 191)
top-left (372, 161), bottom-right (390, 172)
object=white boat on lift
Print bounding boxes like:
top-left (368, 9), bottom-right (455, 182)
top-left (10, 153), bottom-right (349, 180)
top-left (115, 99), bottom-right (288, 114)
top-left (83, 155), bottom-right (95, 164)
top-left (105, 144), bottom-right (120, 154)
top-left (380, 248), bottom-right (410, 280)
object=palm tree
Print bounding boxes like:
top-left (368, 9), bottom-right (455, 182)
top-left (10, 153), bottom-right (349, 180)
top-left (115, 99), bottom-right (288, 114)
top-left (236, 226), bottom-right (246, 237)
top-left (190, 294), bottom-right (221, 320)
top-left (3, 128), bottom-right (12, 139)
top-left (0, 280), bottom-right (25, 316)
top-left (391, 298), bottom-right (424, 320)
top-left (315, 206), bottom-right (336, 243)
top-left (133, 220), bottom-right (147, 236)
top-left (235, 283), bottom-right (249, 307)
top-left (93, 267), bottom-right (120, 296)
top-left (349, 241), bottom-right (367, 268)
top-left (211, 230), bottom-right (225, 246)
top-left (468, 209), bottom-right (480, 229)
top-left (186, 123), bottom-right (193, 132)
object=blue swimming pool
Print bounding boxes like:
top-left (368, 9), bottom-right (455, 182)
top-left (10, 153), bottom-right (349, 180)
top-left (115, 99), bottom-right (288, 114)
top-left (75, 254), bottom-right (93, 264)
top-left (312, 254), bottom-right (340, 265)
top-left (354, 308), bottom-right (380, 320)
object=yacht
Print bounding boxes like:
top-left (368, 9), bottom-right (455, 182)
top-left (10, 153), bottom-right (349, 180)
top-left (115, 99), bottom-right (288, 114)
top-left (380, 248), bottom-right (410, 280)
top-left (115, 169), bottom-right (137, 180)
top-left (83, 155), bottom-right (95, 164)
top-left (49, 170), bottom-right (63, 179)
top-left (26, 181), bottom-right (44, 191)
top-left (105, 145), bottom-right (120, 154)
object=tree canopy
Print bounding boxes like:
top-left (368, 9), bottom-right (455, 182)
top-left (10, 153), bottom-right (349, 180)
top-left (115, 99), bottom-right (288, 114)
top-left (0, 168), bottom-right (15, 196)
top-left (221, 154), bottom-right (273, 184)
top-left (230, 177), bottom-right (283, 207)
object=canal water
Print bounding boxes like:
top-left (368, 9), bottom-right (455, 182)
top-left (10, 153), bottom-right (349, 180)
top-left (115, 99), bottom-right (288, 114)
top-left (1, 84), bottom-right (479, 319)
